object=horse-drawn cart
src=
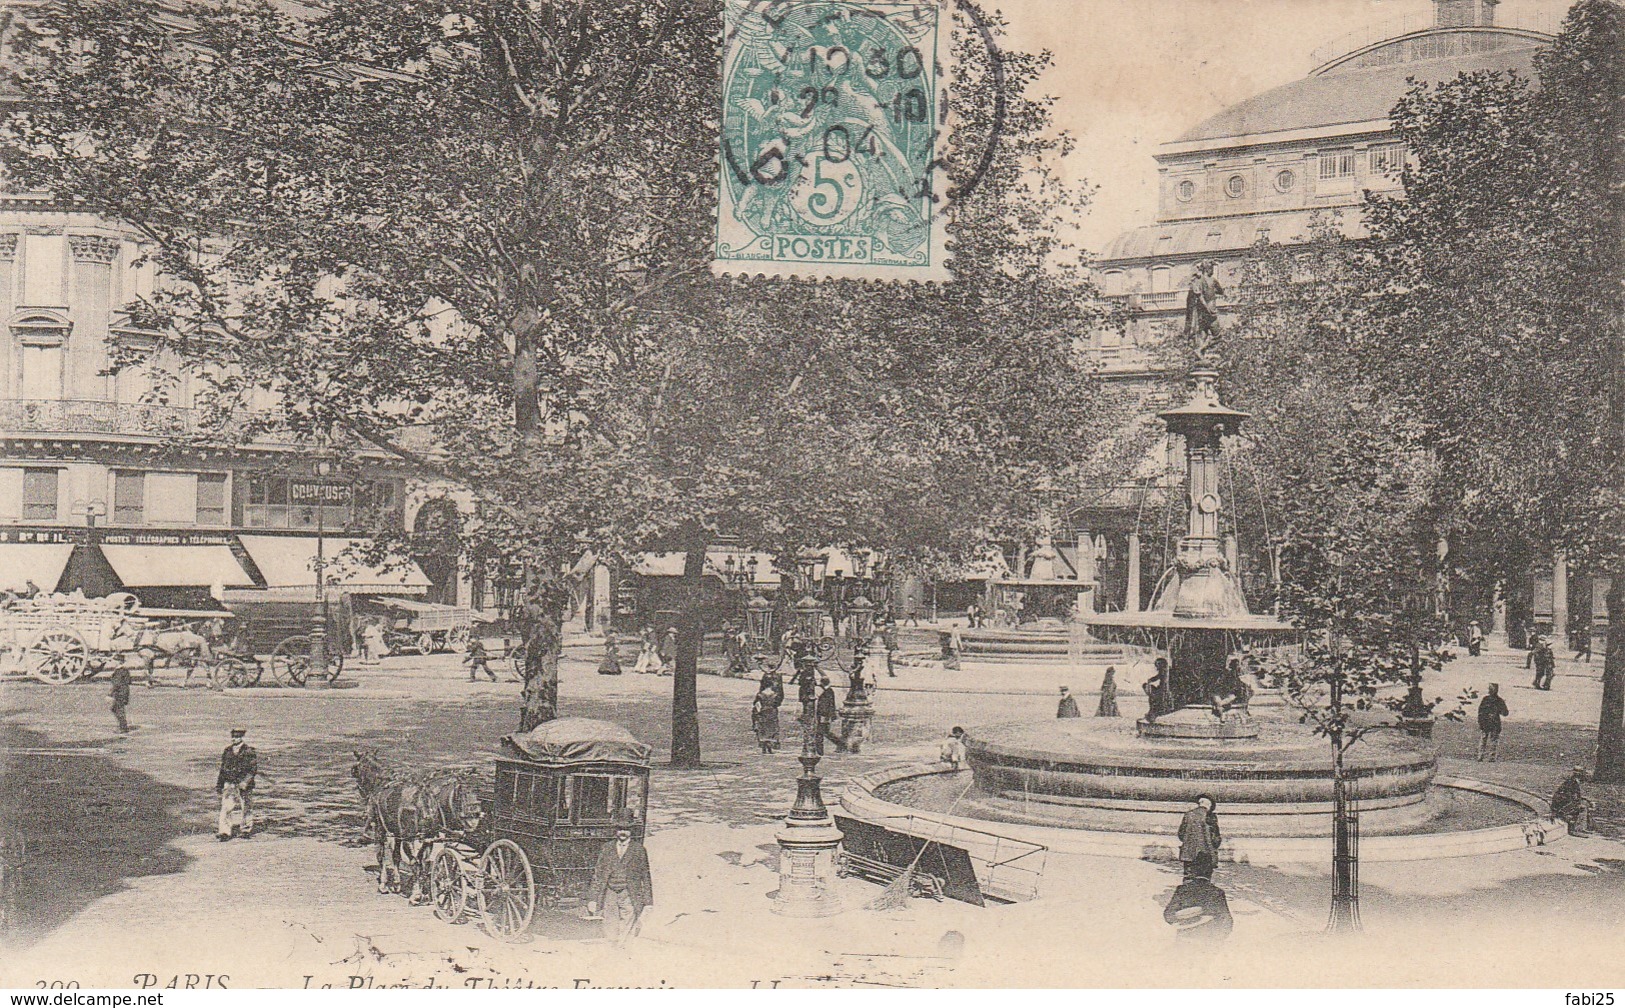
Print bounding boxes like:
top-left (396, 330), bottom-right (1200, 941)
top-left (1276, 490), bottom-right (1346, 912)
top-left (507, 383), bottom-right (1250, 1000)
top-left (357, 597), bottom-right (473, 655)
top-left (354, 718), bottom-right (651, 942)
top-left (0, 591), bottom-right (143, 683)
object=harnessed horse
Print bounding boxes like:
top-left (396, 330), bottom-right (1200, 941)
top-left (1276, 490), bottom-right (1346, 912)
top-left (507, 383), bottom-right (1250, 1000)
top-left (351, 750), bottom-right (482, 901)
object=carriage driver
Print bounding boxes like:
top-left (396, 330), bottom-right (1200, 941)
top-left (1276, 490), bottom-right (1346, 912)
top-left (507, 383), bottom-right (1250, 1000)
top-left (216, 728), bottom-right (258, 841)
top-left (587, 808), bottom-right (653, 946)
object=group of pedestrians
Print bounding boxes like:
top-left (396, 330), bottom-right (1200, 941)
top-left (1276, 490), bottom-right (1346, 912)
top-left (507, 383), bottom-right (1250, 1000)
top-left (1056, 667), bottom-right (1122, 719)
top-left (632, 625), bottom-right (678, 675)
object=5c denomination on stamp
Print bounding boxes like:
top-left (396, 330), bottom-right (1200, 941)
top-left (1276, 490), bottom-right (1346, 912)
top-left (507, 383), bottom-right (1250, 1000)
top-left (715, 0), bottom-right (949, 280)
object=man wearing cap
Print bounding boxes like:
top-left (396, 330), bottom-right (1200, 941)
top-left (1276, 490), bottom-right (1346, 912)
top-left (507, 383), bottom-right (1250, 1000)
top-left (1056, 686), bottom-right (1081, 719)
top-left (587, 810), bottom-right (653, 946)
top-left (815, 677), bottom-right (843, 753)
top-left (215, 728), bottom-right (258, 841)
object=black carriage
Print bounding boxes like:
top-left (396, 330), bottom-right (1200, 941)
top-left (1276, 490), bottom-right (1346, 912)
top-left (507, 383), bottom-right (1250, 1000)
top-left (426, 718), bottom-right (652, 941)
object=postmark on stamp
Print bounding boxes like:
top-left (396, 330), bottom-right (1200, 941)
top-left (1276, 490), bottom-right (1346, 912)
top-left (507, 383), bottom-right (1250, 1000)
top-left (715, 0), bottom-right (949, 281)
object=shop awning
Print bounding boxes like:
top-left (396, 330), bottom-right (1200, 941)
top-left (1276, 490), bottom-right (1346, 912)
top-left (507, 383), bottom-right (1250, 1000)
top-left (127, 586), bottom-right (235, 619)
top-left (0, 544), bottom-right (75, 593)
top-left (238, 536), bottom-right (431, 593)
top-left (99, 545), bottom-right (255, 588)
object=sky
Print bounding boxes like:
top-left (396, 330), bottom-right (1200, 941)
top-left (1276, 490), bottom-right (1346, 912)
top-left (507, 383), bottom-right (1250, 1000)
top-left (989, 0), bottom-right (1568, 253)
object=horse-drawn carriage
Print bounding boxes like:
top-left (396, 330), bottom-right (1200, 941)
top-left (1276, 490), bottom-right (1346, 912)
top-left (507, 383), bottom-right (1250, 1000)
top-left (353, 718), bottom-right (651, 942)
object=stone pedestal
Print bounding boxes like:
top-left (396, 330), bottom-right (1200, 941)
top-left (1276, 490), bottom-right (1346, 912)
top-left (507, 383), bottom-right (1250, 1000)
top-left (1137, 704), bottom-right (1258, 740)
top-left (771, 770), bottom-right (844, 917)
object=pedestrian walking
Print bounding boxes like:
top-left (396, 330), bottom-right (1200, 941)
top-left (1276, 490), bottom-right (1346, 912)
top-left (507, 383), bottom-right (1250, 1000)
top-left (1466, 620), bottom-right (1484, 657)
top-left (1551, 766), bottom-right (1593, 837)
top-left (1056, 685), bottom-right (1081, 719)
top-left (1477, 683), bottom-right (1509, 761)
top-left (1530, 634), bottom-right (1556, 690)
top-left (464, 637), bottom-right (498, 681)
top-left (215, 728), bottom-right (258, 841)
top-left (905, 607), bottom-right (921, 627)
top-left (1096, 667), bottom-right (1121, 717)
top-left (586, 810), bottom-right (653, 947)
top-left (939, 726), bottom-right (968, 769)
top-left (110, 663), bottom-right (132, 733)
top-left (362, 620), bottom-right (387, 664)
top-left (1574, 624), bottom-right (1593, 663)
top-left (658, 625), bottom-right (678, 675)
top-left (1178, 795), bottom-right (1221, 879)
top-left (816, 677), bottom-right (843, 753)
top-left (633, 626), bottom-right (658, 674)
top-left (751, 685), bottom-right (781, 754)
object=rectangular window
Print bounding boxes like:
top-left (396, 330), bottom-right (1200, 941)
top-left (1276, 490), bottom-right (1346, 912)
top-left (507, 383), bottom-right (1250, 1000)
top-left (1318, 150), bottom-right (1356, 180)
top-left (22, 469), bottom-right (58, 521)
top-left (146, 472), bottom-right (198, 525)
top-left (113, 470), bottom-right (145, 525)
top-left (570, 775), bottom-right (614, 823)
top-left (1368, 144), bottom-right (1406, 174)
top-left (196, 473), bottom-right (228, 526)
top-left (19, 345), bottom-right (62, 400)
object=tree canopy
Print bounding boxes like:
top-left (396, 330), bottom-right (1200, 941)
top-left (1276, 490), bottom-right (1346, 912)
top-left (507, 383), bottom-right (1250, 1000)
top-left (0, 0), bottom-right (1133, 763)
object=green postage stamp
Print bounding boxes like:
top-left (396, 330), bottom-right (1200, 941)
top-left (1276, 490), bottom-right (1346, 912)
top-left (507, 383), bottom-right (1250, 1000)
top-left (716, 0), bottom-right (949, 281)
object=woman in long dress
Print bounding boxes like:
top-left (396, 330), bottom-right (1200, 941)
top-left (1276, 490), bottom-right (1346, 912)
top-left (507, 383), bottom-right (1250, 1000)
top-left (1096, 666), bottom-right (1121, 717)
top-left (633, 626), bottom-right (658, 674)
top-left (751, 686), bottom-right (781, 754)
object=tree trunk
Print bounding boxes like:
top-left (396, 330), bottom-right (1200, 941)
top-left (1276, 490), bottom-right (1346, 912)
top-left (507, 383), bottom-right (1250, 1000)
top-left (517, 572), bottom-right (565, 733)
top-left (512, 333), bottom-right (542, 436)
top-left (669, 531), bottom-right (706, 767)
top-left (1594, 574), bottom-right (1625, 782)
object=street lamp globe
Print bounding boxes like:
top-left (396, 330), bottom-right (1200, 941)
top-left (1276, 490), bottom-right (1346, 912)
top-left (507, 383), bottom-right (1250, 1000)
top-left (793, 594), bottom-right (825, 639)
top-left (845, 594), bottom-right (875, 641)
top-left (745, 591), bottom-right (775, 647)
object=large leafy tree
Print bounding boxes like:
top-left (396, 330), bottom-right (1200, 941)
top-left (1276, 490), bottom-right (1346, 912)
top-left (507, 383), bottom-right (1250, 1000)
top-left (1358, 0), bottom-right (1625, 779)
top-left (1224, 0), bottom-right (1622, 779)
top-left (0, 0), bottom-right (1128, 764)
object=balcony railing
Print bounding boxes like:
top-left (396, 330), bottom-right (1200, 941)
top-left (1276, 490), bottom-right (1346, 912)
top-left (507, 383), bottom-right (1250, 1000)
top-left (0, 398), bottom-right (288, 443)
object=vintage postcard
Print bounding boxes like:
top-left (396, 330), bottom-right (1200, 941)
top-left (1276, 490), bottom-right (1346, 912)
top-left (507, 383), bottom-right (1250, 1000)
top-left (0, 0), bottom-right (1620, 994)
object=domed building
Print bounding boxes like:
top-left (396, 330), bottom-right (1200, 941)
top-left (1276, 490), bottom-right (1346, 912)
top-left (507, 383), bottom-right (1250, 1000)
top-left (1090, 0), bottom-right (1558, 375)
top-left (1085, 0), bottom-right (1603, 643)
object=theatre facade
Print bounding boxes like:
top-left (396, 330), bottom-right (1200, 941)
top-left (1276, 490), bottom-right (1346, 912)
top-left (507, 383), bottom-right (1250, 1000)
top-left (1084, 0), bottom-right (1601, 644)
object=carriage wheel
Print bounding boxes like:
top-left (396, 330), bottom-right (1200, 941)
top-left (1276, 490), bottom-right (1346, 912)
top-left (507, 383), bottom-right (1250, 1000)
top-left (475, 839), bottom-right (534, 941)
top-left (269, 635), bottom-right (313, 686)
top-left (430, 847), bottom-right (471, 923)
top-left (27, 628), bottom-right (89, 684)
top-left (417, 632), bottom-right (437, 655)
top-left (447, 627), bottom-right (470, 653)
top-left (224, 657), bottom-right (262, 689)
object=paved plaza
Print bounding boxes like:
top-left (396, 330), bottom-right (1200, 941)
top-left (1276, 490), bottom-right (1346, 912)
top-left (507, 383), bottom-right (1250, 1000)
top-left (2, 634), bottom-right (1623, 988)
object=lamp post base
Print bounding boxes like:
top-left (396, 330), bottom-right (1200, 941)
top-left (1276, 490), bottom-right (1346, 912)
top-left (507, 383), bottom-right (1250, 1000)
top-left (771, 769), bottom-right (845, 917)
top-left (771, 816), bottom-right (845, 917)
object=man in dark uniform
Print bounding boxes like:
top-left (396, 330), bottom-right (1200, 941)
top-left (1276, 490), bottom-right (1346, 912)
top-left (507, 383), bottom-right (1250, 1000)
top-left (110, 664), bottom-right (132, 733)
top-left (1477, 683), bottom-right (1509, 761)
top-left (216, 728), bottom-right (258, 840)
top-left (1551, 766), bottom-right (1592, 837)
top-left (587, 809), bottom-right (653, 946)
top-left (1178, 795), bottom-right (1221, 879)
top-left (1056, 685), bottom-right (1082, 718)
top-left (464, 637), bottom-right (497, 682)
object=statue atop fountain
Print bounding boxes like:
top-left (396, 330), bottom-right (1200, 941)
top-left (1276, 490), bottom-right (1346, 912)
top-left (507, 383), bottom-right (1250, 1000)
top-left (1083, 362), bottom-right (1294, 740)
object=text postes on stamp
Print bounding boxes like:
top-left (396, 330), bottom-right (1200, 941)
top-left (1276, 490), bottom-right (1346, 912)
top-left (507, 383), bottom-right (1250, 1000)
top-left (716, 0), bottom-right (949, 281)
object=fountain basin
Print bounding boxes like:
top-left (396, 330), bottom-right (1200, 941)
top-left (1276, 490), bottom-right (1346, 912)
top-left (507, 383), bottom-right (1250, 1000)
top-left (964, 718), bottom-right (1438, 835)
top-left (842, 763), bottom-right (1564, 863)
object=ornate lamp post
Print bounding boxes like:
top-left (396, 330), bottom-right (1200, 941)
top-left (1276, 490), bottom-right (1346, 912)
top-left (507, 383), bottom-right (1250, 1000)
top-left (772, 636), bottom-right (844, 916)
top-left (307, 452), bottom-right (339, 688)
top-left (745, 591), bottom-right (776, 652)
